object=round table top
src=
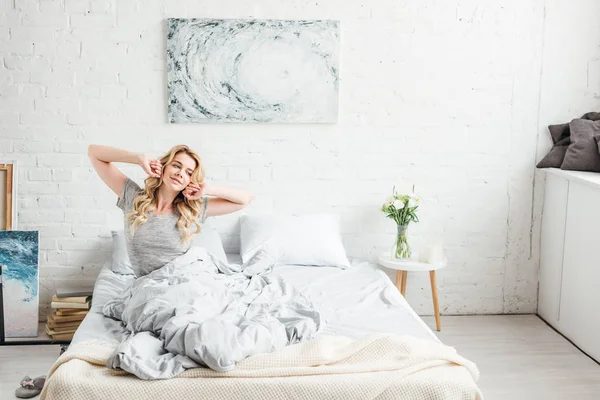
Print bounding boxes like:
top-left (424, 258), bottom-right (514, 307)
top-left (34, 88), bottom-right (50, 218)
top-left (377, 253), bottom-right (447, 271)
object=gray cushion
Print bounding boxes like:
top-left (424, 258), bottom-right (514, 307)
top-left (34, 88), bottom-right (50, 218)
top-left (547, 112), bottom-right (600, 143)
top-left (561, 119), bottom-right (600, 172)
top-left (537, 136), bottom-right (570, 168)
top-left (191, 225), bottom-right (227, 263)
top-left (111, 230), bottom-right (135, 275)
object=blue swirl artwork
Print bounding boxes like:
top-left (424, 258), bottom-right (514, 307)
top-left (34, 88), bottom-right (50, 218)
top-left (167, 18), bottom-right (340, 123)
top-left (0, 230), bottom-right (39, 337)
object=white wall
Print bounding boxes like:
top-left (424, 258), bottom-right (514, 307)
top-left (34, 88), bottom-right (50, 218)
top-left (0, 0), bottom-right (597, 319)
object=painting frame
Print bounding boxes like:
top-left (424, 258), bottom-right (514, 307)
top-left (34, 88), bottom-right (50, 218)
top-left (0, 160), bottom-right (17, 230)
top-left (167, 18), bottom-right (340, 124)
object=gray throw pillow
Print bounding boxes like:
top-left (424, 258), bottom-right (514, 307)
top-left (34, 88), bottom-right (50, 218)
top-left (561, 119), bottom-right (600, 172)
top-left (537, 137), bottom-right (570, 168)
top-left (191, 225), bottom-right (227, 263)
top-left (110, 230), bottom-right (135, 275)
top-left (548, 112), bottom-right (600, 143)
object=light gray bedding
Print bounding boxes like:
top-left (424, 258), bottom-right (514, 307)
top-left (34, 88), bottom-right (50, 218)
top-left (99, 247), bottom-right (323, 379)
top-left (73, 254), bottom-right (439, 381)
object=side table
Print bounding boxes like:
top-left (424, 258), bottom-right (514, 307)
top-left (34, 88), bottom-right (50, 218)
top-left (378, 254), bottom-right (447, 331)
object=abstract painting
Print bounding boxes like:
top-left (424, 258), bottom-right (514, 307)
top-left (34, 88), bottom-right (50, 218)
top-left (0, 231), bottom-right (39, 337)
top-left (167, 18), bottom-right (340, 123)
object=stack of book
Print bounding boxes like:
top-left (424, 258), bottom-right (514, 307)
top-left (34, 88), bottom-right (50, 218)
top-left (45, 290), bottom-right (92, 341)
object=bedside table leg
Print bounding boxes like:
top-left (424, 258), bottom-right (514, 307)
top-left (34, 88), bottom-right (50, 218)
top-left (400, 271), bottom-right (407, 297)
top-left (429, 270), bottom-right (441, 331)
top-left (395, 270), bottom-right (403, 292)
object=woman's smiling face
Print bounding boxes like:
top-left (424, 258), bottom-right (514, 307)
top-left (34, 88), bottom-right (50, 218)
top-left (164, 152), bottom-right (197, 190)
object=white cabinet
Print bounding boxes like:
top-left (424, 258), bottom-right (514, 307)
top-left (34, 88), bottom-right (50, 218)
top-left (538, 169), bottom-right (600, 362)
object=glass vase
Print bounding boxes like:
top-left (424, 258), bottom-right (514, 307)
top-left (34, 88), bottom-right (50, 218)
top-left (391, 224), bottom-right (411, 260)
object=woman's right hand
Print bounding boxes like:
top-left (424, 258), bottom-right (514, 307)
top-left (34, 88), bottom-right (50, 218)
top-left (138, 154), bottom-right (162, 178)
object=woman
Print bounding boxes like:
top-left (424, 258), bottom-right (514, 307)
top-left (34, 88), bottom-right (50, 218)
top-left (88, 144), bottom-right (253, 276)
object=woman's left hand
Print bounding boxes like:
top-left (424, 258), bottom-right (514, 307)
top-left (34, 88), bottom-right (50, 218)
top-left (183, 182), bottom-right (206, 201)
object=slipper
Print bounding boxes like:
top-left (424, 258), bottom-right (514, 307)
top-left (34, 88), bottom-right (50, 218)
top-left (15, 375), bottom-right (46, 399)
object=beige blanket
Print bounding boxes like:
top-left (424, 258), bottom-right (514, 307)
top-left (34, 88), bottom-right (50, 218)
top-left (41, 333), bottom-right (482, 400)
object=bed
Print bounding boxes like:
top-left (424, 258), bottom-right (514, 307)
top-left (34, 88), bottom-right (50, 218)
top-left (41, 255), bottom-right (481, 399)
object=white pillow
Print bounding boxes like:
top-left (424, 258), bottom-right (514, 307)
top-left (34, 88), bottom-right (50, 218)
top-left (239, 213), bottom-right (350, 268)
top-left (191, 226), bottom-right (227, 263)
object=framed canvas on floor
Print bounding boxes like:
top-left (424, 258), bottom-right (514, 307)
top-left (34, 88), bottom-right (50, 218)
top-left (0, 230), bottom-right (40, 338)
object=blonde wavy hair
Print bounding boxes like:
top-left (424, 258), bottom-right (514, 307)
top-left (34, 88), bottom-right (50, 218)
top-left (126, 145), bottom-right (206, 247)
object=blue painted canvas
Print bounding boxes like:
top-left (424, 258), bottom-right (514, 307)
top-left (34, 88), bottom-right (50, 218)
top-left (0, 231), bottom-right (39, 337)
top-left (167, 18), bottom-right (340, 123)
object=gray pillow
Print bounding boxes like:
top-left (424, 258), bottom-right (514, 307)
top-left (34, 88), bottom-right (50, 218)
top-left (537, 136), bottom-right (570, 168)
top-left (191, 226), bottom-right (227, 263)
top-left (110, 230), bottom-right (135, 275)
top-left (547, 112), bottom-right (600, 144)
top-left (561, 119), bottom-right (600, 172)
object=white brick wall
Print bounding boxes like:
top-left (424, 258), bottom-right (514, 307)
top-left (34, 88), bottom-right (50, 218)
top-left (1, 0), bottom-right (599, 320)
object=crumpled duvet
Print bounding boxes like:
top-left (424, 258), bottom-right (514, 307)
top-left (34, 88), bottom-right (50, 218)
top-left (101, 246), bottom-right (323, 379)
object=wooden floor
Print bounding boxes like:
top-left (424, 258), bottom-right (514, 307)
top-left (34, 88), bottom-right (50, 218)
top-left (1, 315), bottom-right (599, 399)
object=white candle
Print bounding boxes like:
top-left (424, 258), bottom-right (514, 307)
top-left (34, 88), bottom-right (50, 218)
top-left (425, 245), bottom-right (444, 264)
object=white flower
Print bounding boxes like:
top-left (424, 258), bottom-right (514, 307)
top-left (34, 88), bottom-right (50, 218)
top-left (408, 193), bottom-right (420, 207)
top-left (393, 199), bottom-right (405, 209)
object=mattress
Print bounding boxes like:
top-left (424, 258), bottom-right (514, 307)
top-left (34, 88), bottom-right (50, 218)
top-left (72, 255), bottom-right (438, 346)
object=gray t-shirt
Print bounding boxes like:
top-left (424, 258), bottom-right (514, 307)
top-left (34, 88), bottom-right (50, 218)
top-left (117, 177), bottom-right (208, 277)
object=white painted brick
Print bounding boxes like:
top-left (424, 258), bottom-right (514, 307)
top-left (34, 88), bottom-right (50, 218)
top-left (15, 140), bottom-right (54, 154)
top-left (39, 0), bottom-right (64, 14)
top-left (57, 238), bottom-right (103, 251)
top-left (28, 168), bottom-right (51, 180)
top-left (205, 168), bottom-right (227, 181)
top-left (58, 142), bottom-right (88, 153)
top-left (19, 210), bottom-right (64, 223)
top-left (18, 182), bottom-right (59, 194)
top-left (20, 111), bottom-right (66, 125)
top-left (79, 71), bottom-right (118, 84)
top-left (15, 0), bottom-right (40, 13)
top-left (34, 98), bottom-right (79, 114)
top-left (22, 12), bottom-right (69, 28)
top-left (30, 70), bottom-right (75, 85)
top-left (250, 166), bottom-right (272, 181)
top-left (45, 83), bottom-right (77, 98)
top-left (52, 169), bottom-right (73, 181)
top-left (70, 13), bottom-right (116, 29)
top-left (0, 139), bottom-right (14, 152)
top-left (59, 182), bottom-right (98, 194)
top-left (227, 167), bottom-right (250, 181)
top-left (0, 38), bottom-right (34, 54)
top-left (37, 195), bottom-right (67, 208)
top-left (65, 0), bottom-right (91, 13)
top-left (72, 225), bottom-right (101, 238)
top-left (90, 0), bottom-right (114, 14)
top-left (47, 251), bottom-right (68, 264)
top-left (3, 54), bottom-right (51, 71)
top-left (78, 84), bottom-right (101, 98)
top-left (64, 210), bottom-right (108, 224)
top-left (100, 84), bottom-right (126, 100)
top-left (19, 224), bottom-right (73, 237)
top-left (19, 83), bottom-right (46, 98)
top-left (39, 237), bottom-right (58, 250)
top-left (65, 195), bottom-right (101, 207)
top-left (37, 154), bottom-right (84, 167)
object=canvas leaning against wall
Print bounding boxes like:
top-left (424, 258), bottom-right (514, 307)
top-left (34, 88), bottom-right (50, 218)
top-left (0, 231), bottom-right (40, 338)
top-left (167, 18), bottom-right (340, 124)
